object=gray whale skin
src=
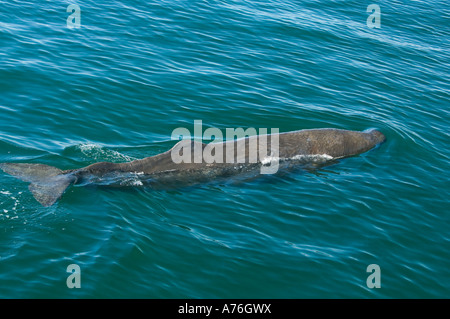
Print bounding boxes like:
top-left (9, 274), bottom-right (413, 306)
top-left (0, 128), bottom-right (385, 207)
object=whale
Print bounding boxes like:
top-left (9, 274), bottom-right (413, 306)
top-left (0, 128), bottom-right (385, 207)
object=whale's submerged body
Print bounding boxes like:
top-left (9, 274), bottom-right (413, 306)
top-left (0, 128), bottom-right (386, 207)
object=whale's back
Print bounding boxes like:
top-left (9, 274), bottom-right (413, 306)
top-left (277, 128), bottom-right (385, 159)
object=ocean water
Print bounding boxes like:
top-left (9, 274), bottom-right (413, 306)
top-left (0, 0), bottom-right (449, 298)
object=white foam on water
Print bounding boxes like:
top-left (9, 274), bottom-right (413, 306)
top-left (77, 143), bottom-right (136, 162)
top-left (261, 156), bottom-right (277, 165)
top-left (119, 178), bottom-right (144, 186)
top-left (131, 180), bottom-right (143, 186)
top-left (1, 190), bottom-right (25, 216)
top-left (261, 154), bottom-right (333, 165)
top-left (291, 154), bottom-right (334, 162)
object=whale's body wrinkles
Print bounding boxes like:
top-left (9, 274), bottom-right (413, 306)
top-left (0, 128), bottom-right (386, 207)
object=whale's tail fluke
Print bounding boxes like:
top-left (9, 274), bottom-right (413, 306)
top-left (0, 163), bottom-right (75, 207)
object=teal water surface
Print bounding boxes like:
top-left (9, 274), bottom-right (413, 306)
top-left (0, 0), bottom-right (449, 298)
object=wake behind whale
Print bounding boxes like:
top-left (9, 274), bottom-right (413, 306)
top-left (0, 128), bottom-right (386, 207)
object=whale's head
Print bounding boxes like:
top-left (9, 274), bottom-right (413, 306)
top-left (365, 128), bottom-right (386, 145)
top-left (332, 128), bottom-right (386, 158)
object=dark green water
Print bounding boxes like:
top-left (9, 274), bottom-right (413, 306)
top-left (0, 0), bottom-right (449, 298)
